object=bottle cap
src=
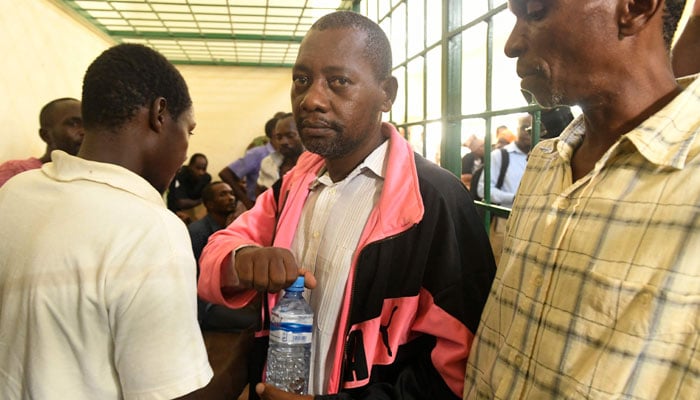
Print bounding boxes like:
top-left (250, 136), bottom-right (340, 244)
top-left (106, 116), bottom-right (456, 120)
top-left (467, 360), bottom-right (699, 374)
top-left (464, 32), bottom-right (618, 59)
top-left (286, 276), bottom-right (305, 292)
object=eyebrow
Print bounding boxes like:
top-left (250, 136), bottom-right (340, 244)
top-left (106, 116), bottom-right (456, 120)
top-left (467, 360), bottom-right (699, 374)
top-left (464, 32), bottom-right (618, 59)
top-left (508, 0), bottom-right (526, 14)
top-left (293, 63), bottom-right (354, 76)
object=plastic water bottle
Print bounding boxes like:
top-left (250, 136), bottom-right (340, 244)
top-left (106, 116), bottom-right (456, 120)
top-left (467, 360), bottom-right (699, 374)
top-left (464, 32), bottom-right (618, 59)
top-left (265, 276), bottom-right (313, 394)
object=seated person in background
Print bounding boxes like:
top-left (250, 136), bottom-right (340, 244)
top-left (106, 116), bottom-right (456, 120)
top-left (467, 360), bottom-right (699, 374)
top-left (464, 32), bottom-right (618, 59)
top-left (0, 43), bottom-right (212, 399)
top-left (672, 0), bottom-right (700, 76)
top-left (219, 116), bottom-right (277, 210)
top-left (460, 134), bottom-right (484, 189)
top-left (0, 97), bottom-right (84, 187)
top-left (188, 181), bottom-right (255, 400)
top-left (167, 152), bottom-right (212, 223)
top-left (257, 112), bottom-right (305, 193)
top-left (189, 182), bottom-right (246, 274)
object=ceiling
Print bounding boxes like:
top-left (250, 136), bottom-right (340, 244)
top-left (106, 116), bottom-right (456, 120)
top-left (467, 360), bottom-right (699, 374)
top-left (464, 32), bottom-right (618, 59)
top-left (54, 0), bottom-right (357, 67)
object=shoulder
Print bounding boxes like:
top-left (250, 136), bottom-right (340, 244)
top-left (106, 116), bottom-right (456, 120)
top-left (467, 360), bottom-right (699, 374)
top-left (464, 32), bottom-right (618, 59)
top-left (187, 217), bottom-right (208, 234)
top-left (0, 157), bottom-right (41, 172)
top-left (414, 154), bottom-right (468, 200)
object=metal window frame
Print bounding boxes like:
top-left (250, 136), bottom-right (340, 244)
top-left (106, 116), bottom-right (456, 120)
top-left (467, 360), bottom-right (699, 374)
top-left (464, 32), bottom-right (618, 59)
top-left (362, 0), bottom-right (544, 228)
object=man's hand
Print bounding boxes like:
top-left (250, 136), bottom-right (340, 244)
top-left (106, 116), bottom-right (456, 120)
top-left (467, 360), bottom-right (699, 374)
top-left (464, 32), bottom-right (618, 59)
top-left (255, 383), bottom-right (314, 400)
top-left (233, 247), bottom-right (317, 293)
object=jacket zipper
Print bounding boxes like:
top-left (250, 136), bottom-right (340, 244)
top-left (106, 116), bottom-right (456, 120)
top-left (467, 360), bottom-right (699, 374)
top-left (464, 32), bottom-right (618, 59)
top-left (334, 230), bottom-right (411, 393)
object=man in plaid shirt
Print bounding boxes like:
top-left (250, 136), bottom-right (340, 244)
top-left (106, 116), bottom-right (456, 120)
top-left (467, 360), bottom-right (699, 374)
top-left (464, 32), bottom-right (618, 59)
top-left (464, 1), bottom-right (699, 399)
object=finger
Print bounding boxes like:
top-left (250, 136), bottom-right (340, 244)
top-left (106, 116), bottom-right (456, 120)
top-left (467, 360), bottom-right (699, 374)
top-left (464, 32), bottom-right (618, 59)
top-left (235, 253), bottom-right (254, 289)
top-left (255, 382), bottom-right (266, 397)
top-left (267, 254), bottom-right (289, 293)
top-left (297, 268), bottom-right (317, 289)
top-left (253, 258), bottom-right (270, 292)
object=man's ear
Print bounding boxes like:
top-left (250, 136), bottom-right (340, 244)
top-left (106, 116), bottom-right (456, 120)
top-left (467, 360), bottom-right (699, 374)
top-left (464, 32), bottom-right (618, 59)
top-left (618, 0), bottom-right (663, 39)
top-left (38, 128), bottom-right (50, 145)
top-left (380, 76), bottom-right (398, 113)
top-left (149, 97), bottom-right (168, 133)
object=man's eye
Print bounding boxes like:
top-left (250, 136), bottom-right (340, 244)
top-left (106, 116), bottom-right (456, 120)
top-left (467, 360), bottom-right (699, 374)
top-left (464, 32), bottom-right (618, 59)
top-left (525, 1), bottom-right (545, 20)
top-left (293, 76), bottom-right (309, 86)
top-left (330, 77), bottom-right (350, 87)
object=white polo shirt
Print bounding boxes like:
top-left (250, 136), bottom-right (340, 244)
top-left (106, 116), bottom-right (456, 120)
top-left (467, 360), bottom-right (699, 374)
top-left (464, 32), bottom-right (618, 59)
top-left (0, 151), bottom-right (212, 400)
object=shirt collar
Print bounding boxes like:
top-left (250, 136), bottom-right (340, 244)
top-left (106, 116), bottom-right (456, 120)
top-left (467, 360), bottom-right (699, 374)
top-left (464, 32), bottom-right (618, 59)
top-left (310, 139), bottom-right (389, 190)
top-left (554, 74), bottom-right (700, 170)
top-left (504, 141), bottom-right (527, 155)
top-left (45, 150), bottom-right (165, 206)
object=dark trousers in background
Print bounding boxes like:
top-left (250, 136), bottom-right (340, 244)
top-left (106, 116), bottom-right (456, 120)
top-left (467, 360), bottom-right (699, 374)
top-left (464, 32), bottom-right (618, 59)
top-left (192, 329), bottom-right (255, 400)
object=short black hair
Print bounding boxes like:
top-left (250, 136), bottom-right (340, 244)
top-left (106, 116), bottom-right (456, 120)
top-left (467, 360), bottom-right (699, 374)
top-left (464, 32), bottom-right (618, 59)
top-left (276, 112), bottom-right (293, 121)
top-left (201, 181), bottom-right (225, 203)
top-left (311, 11), bottom-right (392, 80)
top-left (188, 153), bottom-right (207, 165)
top-left (663, 0), bottom-right (687, 49)
top-left (39, 98), bottom-right (79, 128)
top-left (264, 117), bottom-right (279, 138)
top-left (82, 43), bottom-right (191, 132)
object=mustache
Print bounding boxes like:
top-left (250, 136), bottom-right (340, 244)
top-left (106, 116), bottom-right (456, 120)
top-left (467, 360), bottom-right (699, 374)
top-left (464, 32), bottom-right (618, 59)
top-left (299, 118), bottom-right (344, 132)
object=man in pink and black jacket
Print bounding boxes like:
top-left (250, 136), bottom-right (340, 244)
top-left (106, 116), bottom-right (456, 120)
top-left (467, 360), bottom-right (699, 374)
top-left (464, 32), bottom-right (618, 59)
top-left (198, 11), bottom-right (496, 400)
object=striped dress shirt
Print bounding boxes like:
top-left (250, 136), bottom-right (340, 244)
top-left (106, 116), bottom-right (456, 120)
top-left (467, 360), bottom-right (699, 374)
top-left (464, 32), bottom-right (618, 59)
top-left (464, 75), bottom-right (700, 399)
top-left (291, 140), bottom-right (387, 395)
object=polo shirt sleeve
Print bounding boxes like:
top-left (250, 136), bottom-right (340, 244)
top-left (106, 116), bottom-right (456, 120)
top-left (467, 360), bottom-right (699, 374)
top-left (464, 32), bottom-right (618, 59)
top-left (227, 152), bottom-right (254, 179)
top-left (108, 216), bottom-right (212, 399)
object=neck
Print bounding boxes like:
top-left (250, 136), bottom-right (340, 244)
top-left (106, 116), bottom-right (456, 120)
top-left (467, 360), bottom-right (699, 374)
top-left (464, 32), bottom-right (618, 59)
top-left (209, 212), bottom-right (228, 228)
top-left (579, 79), bottom-right (681, 152)
top-left (77, 132), bottom-right (140, 173)
top-left (577, 58), bottom-right (680, 150)
top-left (325, 131), bottom-right (387, 182)
top-left (39, 150), bottom-right (52, 164)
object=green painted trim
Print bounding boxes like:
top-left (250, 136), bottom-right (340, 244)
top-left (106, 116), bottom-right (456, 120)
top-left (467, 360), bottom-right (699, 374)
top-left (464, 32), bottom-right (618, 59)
top-left (441, 0), bottom-right (462, 176)
top-left (171, 60), bottom-right (293, 67)
top-left (110, 31), bottom-right (304, 42)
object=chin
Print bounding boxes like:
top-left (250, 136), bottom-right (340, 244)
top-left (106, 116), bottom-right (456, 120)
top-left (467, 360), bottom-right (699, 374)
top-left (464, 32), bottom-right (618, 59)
top-left (525, 86), bottom-right (568, 109)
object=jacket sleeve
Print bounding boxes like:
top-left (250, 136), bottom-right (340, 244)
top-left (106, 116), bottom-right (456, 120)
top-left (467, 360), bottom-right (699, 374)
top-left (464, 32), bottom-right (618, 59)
top-left (197, 187), bottom-right (279, 309)
top-left (404, 177), bottom-right (496, 399)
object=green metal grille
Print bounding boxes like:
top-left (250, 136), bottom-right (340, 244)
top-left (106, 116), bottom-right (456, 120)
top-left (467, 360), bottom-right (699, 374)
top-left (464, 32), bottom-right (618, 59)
top-left (55, 0), bottom-right (356, 66)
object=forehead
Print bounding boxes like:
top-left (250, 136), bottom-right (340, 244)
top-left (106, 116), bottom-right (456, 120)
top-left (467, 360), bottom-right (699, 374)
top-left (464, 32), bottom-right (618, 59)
top-left (275, 116), bottom-right (296, 131)
top-left (50, 100), bottom-right (81, 119)
top-left (212, 182), bottom-right (232, 193)
top-left (295, 28), bottom-right (372, 72)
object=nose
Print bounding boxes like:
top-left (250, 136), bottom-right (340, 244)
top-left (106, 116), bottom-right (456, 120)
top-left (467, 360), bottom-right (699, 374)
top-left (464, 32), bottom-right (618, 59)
top-left (504, 20), bottom-right (525, 59)
top-left (76, 123), bottom-right (86, 138)
top-left (298, 80), bottom-right (329, 113)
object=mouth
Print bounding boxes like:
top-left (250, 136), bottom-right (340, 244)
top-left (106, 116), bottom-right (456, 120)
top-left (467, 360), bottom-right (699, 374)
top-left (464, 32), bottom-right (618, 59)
top-left (516, 60), bottom-right (543, 78)
top-left (300, 119), bottom-right (337, 137)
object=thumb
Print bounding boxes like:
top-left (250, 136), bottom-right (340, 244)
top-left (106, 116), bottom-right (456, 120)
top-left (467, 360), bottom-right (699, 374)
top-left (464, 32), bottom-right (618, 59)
top-left (297, 268), bottom-right (317, 289)
top-left (255, 382), bottom-right (267, 396)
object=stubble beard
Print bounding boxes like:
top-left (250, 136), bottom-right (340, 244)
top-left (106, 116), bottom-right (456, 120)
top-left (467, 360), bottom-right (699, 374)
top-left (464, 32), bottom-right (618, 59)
top-left (302, 128), bottom-right (361, 160)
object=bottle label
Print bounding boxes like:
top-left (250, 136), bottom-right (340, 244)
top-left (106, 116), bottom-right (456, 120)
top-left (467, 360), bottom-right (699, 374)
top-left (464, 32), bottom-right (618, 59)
top-left (269, 311), bottom-right (313, 345)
